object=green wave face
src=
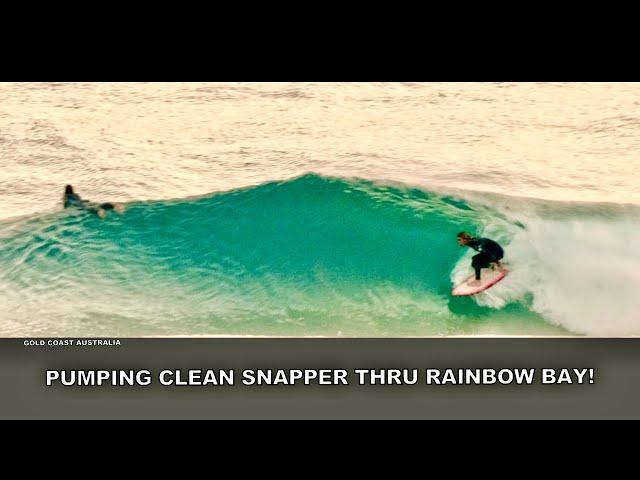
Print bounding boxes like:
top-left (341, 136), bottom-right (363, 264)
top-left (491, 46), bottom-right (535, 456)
top-left (3, 174), bottom-right (637, 337)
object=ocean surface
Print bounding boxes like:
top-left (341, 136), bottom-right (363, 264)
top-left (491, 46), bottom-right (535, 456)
top-left (1, 82), bottom-right (639, 337)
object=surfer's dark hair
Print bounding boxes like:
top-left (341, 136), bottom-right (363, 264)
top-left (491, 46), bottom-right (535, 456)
top-left (457, 231), bottom-right (472, 239)
top-left (65, 185), bottom-right (74, 195)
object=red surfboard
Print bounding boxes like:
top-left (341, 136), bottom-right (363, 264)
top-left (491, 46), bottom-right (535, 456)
top-left (452, 266), bottom-right (508, 296)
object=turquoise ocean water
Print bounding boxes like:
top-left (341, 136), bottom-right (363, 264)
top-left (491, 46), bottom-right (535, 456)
top-left (1, 83), bottom-right (639, 336)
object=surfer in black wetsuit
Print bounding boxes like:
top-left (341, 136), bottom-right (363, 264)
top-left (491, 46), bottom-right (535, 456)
top-left (457, 232), bottom-right (504, 285)
top-left (63, 185), bottom-right (123, 218)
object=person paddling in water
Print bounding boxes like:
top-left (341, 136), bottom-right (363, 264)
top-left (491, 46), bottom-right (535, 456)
top-left (457, 232), bottom-right (505, 286)
top-left (63, 185), bottom-right (123, 218)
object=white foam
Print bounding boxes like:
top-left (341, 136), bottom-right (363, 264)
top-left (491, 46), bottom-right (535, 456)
top-left (453, 213), bottom-right (640, 336)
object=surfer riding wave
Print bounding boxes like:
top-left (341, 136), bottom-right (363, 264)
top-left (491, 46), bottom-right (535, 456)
top-left (457, 232), bottom-right (505, 286)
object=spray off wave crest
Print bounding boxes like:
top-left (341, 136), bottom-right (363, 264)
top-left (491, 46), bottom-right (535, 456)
top-left (0, 174), bottom-right (638, 336)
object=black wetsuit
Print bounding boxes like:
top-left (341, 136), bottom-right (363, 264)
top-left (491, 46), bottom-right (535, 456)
top-left (64, 193), bottom-right (115, 214)
top-left (467, 237), bottom-right (504, 280)
top-left (63, 193), bottom-right (85, 209)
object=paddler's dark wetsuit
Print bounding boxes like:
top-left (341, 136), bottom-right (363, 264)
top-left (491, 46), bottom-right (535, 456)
top-left (468, 237), bottom-right (504, 280)
top-left (63, 192), bottom-right (86, 209)
top-left (63, 186), bottom-right (116, 216)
